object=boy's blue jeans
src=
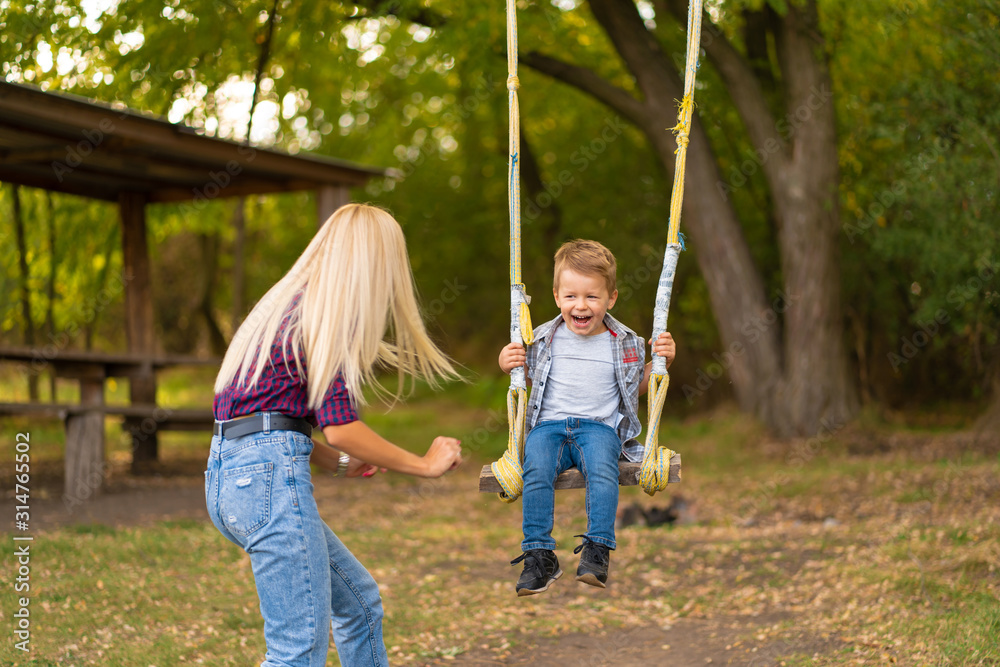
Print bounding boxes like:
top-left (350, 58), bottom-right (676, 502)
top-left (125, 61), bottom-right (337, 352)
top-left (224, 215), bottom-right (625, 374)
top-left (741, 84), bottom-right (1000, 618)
top-left (205, 430), bottom-right (388, 667)
top-left (521, 418), bottom-right (620, 551)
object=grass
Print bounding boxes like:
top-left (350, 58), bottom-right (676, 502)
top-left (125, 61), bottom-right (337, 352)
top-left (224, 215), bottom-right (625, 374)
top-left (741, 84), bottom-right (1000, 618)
top-left (1, 370), bottom-right (998, 664)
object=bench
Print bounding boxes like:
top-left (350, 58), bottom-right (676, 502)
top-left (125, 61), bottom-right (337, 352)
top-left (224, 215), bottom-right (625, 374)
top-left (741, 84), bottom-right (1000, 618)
top-left (0, 346), bottom-right (219, 504)
top-left (0, 402), bottom-right (214, 505)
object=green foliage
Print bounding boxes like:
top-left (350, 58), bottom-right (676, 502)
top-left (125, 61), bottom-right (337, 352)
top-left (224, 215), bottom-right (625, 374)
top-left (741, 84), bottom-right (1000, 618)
top-left (0, 187), bottom-right (126, 349)
top-left (834, 0), bottom-right (1000, 403)
top-left (1, 0), bottom-right (996, 411)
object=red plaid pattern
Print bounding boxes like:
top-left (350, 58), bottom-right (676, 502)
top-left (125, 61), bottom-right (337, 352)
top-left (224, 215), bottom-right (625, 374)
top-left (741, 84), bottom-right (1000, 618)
top-left (213, 302), bottom-right (358, 428)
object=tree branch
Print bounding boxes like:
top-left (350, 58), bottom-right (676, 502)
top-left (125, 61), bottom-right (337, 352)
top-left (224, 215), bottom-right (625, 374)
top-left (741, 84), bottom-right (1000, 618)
top-left (655, 0), bottom-right (790, 174)
top-left (518, 128), bottom-right (563, 250)
top-left (350, 1), bottom-right (447, 28)
top-left (247, 0), bottom-right (280, 142)
top-left (742, 7), bottom-right (776, 89)
top-left (520, 51), bottom-right (647, 126)
top-left (587, 0), bottom-right (682, 116)
top-left (772, 0), bottom-right (837, 187)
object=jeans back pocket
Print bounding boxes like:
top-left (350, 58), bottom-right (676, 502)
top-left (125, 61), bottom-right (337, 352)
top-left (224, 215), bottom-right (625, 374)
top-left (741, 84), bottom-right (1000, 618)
top-left (220, 462), bottom-right (274, 537)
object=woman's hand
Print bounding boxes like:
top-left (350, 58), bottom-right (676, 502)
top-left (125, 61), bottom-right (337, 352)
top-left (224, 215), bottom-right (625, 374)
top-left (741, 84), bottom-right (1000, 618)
top-left (650, 332), bottom-right (676, 369)
top-left (498, 343), bottom-right (526, 374)
top-left (323, 422), bottom-right (462, 479)
top-left (345, 457), bottom-right (384, 478)
top-left (421, 436), bottom-right (463, 477)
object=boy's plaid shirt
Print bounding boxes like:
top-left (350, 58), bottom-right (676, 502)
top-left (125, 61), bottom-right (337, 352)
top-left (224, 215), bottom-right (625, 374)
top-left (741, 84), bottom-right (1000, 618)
top-left (523, 313), bottom-right (646, 462)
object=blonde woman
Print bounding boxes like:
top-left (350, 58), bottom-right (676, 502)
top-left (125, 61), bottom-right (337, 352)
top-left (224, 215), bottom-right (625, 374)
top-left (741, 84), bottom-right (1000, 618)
top-left (206, 203), bottom-right (462, 667)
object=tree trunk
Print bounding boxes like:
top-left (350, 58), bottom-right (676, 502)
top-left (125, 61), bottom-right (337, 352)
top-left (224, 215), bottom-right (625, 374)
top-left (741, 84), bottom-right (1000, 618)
top-left (12, 185), bottom-right (39, 401)
top-left (974, 370), bottom-right (1000, 444)
top-left (761, 1), bottom-right (858, 435)
top-left (45, 192), bottom-right (57, 401)
top-left (522, 0), bottom-right (857, 436)
top-left (518, 130), bottom-right (564, 267)
top-left (85, 227), bottom-right (118, 351)
top-left (198, 232), bottom-right (228, 356)
top-left (230, 197), bottom-right (246, 330)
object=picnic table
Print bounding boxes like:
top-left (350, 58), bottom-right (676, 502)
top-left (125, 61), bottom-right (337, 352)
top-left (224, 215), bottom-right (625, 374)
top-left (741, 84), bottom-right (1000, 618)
top-left (0, 346), bottom-right (218, 504)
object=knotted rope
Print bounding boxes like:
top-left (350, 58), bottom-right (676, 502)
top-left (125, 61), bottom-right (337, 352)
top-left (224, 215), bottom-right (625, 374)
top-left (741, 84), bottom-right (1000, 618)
top-left (639, 0), bottom-right (702, 495)
top-left (490, 0), bottom-right (533, 502)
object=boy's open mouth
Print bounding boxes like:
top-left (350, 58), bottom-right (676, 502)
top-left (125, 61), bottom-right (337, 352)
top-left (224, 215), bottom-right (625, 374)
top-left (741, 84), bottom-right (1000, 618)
top-left (572, 315), bottom-right (592, 327)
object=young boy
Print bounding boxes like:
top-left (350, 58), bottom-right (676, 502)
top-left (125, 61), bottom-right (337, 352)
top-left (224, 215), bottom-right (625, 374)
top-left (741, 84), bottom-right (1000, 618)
top-left (498, 239), bottom-right (675, 596)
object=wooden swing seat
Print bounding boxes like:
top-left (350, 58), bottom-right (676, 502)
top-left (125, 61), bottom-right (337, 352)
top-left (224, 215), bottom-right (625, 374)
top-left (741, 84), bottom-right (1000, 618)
top-left (478, 454), bottom-right (681, 493)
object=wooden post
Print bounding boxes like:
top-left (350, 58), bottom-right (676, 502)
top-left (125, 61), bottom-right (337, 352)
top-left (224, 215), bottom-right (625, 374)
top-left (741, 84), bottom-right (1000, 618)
top-left (64, 373), bottom-right (106, 504)
top-left (316, 185), bottom-right (350, 227)
top-left (119, 191), bottom-right (158, 468)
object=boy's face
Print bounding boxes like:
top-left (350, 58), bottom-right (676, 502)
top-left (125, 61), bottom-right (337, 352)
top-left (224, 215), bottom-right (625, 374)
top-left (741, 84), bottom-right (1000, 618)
top-left (553, 269), bottom-right (618, 336)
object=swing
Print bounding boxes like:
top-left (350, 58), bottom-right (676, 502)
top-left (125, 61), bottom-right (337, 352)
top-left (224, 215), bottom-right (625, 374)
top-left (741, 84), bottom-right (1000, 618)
top-left (478, 0), bottom-right (703, 500)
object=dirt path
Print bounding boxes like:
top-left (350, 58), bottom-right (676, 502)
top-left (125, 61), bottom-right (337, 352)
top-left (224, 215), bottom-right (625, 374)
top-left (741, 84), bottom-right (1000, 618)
top-left (452, 616), bottom-right (841, 666)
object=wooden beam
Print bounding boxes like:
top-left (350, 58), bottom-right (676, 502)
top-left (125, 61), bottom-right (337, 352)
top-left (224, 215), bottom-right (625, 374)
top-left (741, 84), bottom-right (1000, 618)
top-left (64, 375), bottom-right (106, 504)
top-left (120, 192), bottom-right (155, 354)
top-left (316, 184), bottom-right (350, 226)
top-left (0, 145), bottom-right (70, 163)
top-left (478, 455), bottom-right (682, 493)
top-left (119, 191), bottom-right (158, 466)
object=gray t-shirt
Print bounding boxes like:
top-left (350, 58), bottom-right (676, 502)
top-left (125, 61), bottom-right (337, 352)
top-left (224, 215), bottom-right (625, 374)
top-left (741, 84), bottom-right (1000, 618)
top-left (536, 325), bottom-right (620, 429)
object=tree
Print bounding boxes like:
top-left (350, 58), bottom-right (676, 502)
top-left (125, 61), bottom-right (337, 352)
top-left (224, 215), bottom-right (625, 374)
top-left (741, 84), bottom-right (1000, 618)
top-left (835, 0), bottom-right (1000, 415)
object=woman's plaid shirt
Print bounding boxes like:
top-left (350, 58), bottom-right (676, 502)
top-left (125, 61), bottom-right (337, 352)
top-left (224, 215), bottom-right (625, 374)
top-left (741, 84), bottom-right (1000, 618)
top-left (213, 303), bottom-right (358, 429)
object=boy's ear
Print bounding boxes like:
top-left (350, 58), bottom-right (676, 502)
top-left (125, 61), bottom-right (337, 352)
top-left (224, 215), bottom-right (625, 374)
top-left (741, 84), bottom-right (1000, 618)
top-left (552, 287), bottom-right (559, 303)
top-left (608, 289), bottom-right (619, 309)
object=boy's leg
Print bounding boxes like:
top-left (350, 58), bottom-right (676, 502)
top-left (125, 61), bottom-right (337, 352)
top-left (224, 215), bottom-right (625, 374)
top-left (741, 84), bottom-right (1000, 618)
top-left (521, 420), bottom-right (573, 551)
top-left (568, 419), bottom-right (621, 550)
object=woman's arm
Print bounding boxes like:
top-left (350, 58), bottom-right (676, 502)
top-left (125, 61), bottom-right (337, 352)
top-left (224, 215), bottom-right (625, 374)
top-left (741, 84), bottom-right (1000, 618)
top-left (321, 420), bottom-right (461, 478)
top-left (310, 438), bottom-right (345, 470)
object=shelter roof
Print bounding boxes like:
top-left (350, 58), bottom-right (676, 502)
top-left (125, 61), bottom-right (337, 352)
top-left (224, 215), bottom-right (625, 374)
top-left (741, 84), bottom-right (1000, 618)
top-left (0, 81), bottom-right (384, 203)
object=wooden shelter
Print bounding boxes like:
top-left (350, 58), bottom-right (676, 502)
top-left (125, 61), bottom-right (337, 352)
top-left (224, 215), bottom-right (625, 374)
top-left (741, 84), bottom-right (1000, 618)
top-left (0, 80), bottom-right (386, 461)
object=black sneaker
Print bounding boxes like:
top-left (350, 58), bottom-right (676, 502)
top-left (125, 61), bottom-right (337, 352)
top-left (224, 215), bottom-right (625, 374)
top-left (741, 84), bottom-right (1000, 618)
top-left (573, 537), bottom-right (611, 588)
top-left (511, 549), bottom-right (562, 596)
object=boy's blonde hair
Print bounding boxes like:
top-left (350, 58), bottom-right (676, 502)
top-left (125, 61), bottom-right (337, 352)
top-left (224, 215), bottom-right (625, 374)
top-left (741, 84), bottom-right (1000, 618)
top-left (553, 239), bottom-right (617, 294)
top-left (215, 203), bottom-right (458, 407)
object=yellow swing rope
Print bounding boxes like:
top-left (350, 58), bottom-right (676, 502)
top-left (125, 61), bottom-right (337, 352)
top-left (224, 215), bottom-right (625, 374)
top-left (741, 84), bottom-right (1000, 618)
top-left (639, 0), bottom-right (703, 495)
top-left (489, 0), bottom-right (534, 502)
top-left (490, 0), bottom-right (703, 500)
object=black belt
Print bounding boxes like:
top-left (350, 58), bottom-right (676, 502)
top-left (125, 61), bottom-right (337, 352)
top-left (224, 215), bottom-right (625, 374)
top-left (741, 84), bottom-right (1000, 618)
top-left (213, 413), bottom-right (312, 439)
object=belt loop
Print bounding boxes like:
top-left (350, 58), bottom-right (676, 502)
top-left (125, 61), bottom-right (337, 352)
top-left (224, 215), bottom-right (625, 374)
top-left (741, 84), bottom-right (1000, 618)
top-left (263, 412), bottom-right (271, 434)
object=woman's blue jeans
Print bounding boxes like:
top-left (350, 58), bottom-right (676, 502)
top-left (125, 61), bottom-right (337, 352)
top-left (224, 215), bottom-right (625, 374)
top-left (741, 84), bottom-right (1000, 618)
top-left (521, 418), bottom-right (620, 552)
top-left (205, 430), bottom-right (388, 667)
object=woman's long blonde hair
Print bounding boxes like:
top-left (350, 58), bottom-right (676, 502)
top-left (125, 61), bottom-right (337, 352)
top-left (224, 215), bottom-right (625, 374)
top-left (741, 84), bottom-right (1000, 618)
top-left (214, 203), bottom-right (458, 407)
